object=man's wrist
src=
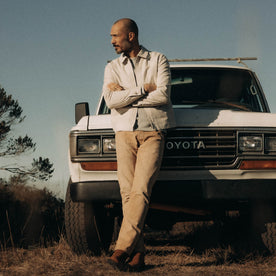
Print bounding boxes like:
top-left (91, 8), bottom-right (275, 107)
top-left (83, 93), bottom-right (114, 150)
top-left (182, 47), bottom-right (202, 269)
top-left (144, 83), bottom-right (156, 93)
top-left (142, 86), bottom-right (148, 95)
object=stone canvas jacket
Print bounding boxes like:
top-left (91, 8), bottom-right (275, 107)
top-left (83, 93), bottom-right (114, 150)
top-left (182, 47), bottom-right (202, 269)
top-left (102, 46), bottom-right (175, 132)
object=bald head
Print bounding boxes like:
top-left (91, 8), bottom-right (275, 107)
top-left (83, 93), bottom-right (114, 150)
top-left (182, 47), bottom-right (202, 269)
top-left (113, 18), bottom-right (139, 38)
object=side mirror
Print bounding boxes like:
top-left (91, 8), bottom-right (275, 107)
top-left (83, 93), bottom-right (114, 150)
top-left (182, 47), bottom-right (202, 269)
top-left (75, 102), bottom-right (90, 124)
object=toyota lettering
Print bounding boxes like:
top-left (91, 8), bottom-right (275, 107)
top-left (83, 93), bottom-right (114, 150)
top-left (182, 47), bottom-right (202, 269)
top-left (166, 140), bottom-right (205, 150)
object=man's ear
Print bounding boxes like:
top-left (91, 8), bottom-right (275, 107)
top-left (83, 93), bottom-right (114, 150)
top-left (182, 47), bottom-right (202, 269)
top-left (128, 32), bottom-right (135, 42)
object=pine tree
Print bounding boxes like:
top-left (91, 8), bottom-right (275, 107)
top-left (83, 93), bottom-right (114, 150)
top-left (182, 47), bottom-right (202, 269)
top-left (0, 86), bottom-right (54, 180)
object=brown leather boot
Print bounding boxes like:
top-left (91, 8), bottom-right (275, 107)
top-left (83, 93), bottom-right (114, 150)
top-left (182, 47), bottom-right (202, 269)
top-left (127, 252), bottom-right (145, 272)
top-left (108, 250), bottom-right (129, 271)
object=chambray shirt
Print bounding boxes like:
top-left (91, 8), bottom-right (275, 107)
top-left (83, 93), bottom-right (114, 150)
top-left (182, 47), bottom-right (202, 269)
top-left (102, 46), bottom-right (175, 132)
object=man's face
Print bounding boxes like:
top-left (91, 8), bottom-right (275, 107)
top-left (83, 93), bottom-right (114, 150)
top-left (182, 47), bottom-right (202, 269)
top-left (110, 22), bottom-right (131, 55)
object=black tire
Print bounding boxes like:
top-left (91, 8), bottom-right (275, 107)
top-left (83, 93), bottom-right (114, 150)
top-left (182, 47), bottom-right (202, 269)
top-left (251, 201), bottom-right (276, 254)
top-left (65, 179), bottom-right (114, 255)
top-left (261, 222), bottom-right (276, 254)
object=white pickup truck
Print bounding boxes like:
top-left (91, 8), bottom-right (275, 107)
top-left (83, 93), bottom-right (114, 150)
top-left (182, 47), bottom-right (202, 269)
top-left (65, 58), bottom-right (276, 255)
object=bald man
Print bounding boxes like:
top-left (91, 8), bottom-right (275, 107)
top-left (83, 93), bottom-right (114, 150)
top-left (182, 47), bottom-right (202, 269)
top-left (103, 18), bottom-right (175, 272)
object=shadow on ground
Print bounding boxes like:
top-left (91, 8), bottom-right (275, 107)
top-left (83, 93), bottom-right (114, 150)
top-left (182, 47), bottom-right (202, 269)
top-left (144, 219), bottom-right (269, 264)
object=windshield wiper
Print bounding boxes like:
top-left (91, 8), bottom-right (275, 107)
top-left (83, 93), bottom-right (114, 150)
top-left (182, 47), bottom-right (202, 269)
top-left (208, 100), bottom-right (251, 111)
top-left (174, 100), bottom-right (252, 111)
top-left (178, 100), bottom-right (208, 104)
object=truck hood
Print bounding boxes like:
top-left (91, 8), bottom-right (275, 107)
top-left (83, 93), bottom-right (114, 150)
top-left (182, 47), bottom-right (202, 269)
top-left (72, 109), bottom-right (276, 131)
top-left (174, 109), bottom-right (276, 128)
top-left (71, 115), bottom-right (113, 131)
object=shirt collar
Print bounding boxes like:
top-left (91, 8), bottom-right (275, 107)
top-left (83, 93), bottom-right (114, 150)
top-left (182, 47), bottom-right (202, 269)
top-left (120, 45), bottom-right (150, 64)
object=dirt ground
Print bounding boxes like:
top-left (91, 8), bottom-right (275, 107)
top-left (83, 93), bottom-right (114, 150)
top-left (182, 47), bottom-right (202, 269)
top-left (1, 221), bottom-right (276, 276)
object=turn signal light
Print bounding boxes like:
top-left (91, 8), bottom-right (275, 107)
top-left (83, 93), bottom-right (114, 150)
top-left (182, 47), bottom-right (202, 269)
top-left (81, 161), bottom-right (117, 171)
top-left (240, 160), bottom-right (276, 170)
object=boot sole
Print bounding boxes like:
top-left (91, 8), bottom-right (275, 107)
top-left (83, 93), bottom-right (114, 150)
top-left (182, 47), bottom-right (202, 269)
top-left (107, 258), bottom-right (127, 271)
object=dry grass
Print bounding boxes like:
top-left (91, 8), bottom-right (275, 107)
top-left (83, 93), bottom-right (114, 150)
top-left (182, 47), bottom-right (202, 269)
top-left (1, 179), bottom-right (276, 275)
top-left (1, 231), bottom-right (276, 276)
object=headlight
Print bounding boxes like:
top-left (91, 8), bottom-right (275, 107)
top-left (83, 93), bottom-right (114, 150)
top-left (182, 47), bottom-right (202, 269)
top-left (78, 138), bottom-right (100, 154)
top-left (265, 137), bottom-right (276, 152)
top-left (103, 138), bottom-right (116, 153)
top-left (239, 135), bottom-right (263, 152)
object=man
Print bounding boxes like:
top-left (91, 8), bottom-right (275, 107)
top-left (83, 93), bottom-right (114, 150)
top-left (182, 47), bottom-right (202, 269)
top-left (102, 18), bottom-right (175, 271)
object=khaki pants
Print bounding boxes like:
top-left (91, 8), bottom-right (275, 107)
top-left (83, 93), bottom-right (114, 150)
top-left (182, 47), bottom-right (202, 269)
top-left (114, 130), bottom-right (165, 254)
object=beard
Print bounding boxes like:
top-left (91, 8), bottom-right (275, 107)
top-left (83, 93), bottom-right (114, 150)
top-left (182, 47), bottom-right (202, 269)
top-left (114, 46), bottom-right (123, 54)
top-left (113, 40), bottom-right (132, 55)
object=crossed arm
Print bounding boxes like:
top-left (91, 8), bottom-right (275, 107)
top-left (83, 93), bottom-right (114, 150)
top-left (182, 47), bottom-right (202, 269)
top-left (103, 55), bottom-right (171, 109)
top-left (107, 83), bottom-right (157, 93)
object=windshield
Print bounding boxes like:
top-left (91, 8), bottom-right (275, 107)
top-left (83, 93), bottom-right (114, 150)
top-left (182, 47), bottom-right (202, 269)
top-left (98, 67), bottom-right (266, 114)
top-left (171, 68), bottom-right (265, 112)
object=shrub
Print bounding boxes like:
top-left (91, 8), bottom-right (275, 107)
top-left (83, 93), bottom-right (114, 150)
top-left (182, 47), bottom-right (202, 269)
top-left (0, 177), bottom-right (64, 248)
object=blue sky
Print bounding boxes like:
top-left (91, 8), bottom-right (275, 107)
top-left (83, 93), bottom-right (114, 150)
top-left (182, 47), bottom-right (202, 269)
top-left (1, 0), bottom-right (276, 197)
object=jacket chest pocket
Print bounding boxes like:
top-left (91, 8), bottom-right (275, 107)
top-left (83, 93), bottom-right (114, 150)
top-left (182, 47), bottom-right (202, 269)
top-left (142, 63), bottom-right (157, 84)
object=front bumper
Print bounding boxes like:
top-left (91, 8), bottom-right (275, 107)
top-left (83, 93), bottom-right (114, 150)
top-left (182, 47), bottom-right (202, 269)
top-left (70, 179), bottom-right (276, 202)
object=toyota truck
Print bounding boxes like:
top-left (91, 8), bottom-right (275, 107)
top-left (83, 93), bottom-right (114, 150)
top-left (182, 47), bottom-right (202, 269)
top-left (65, 57), bottom-right (276, 255)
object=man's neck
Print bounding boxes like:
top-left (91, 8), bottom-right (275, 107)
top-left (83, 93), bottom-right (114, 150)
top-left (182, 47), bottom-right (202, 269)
top-left (125, 45), bottom-right (141, 58)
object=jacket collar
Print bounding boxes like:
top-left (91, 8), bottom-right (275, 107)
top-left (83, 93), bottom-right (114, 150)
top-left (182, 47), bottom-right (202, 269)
top-left (120, 46), bottom-right (150, 64)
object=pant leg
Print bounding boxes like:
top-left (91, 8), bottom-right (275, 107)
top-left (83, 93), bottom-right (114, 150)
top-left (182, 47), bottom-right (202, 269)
top-left (115, 131), bottom-right (137, 208)
top-left (115, 131), bottom-right (164, 255)
top-left (114, 131), bottom-right (137, 253)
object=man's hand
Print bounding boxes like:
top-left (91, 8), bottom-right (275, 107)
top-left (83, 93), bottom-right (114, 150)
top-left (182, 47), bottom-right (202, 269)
top-left (144, 83), bottom-right (157, 93)
top-left (108, 82), bottom-right (124, 92)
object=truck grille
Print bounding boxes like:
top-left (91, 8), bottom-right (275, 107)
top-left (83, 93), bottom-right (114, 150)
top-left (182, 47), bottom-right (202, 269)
top-left (162, 128), bottom-right (237, 169)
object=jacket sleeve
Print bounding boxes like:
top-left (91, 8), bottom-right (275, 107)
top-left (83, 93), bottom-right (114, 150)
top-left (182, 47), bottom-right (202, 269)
top-left (132, 54), bottom-right (171, 107)
top-left (102, 63), bottom-right (146, 109)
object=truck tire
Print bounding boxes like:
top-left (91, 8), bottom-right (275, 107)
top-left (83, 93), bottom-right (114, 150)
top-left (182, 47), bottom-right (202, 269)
top-left (65, 179), bottom-right (114, 255)
top-left (251, 201), bottom-right (276, 254)
top-left (261, 223), bottom-right (276, 254)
